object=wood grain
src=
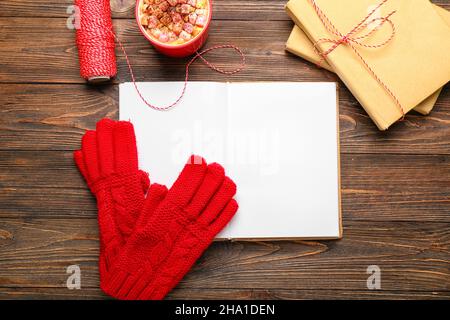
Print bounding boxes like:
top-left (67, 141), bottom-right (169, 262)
top-left (0, 84), bottom-right (449, 154)
top-left (1, 288), bottom-right (449, 300)
top-left (0, 0), bottom-right (448, 20)
top-left (0, 151), bottom-right (449, 222)
top-left (0, 18), bottom-right (327, 84)
top-left (0, 0), bottom-right (449, 300)
top-left (0, 0), bottom-right (289, 20)
top-left (0, 218), bottom-right (449, 292)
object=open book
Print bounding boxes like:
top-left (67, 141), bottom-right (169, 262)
top-left (120, 82), bottom-right (342, 239)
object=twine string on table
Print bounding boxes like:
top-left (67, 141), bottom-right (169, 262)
top-left (309, 0), bottom-right (405, 119)
top-left (74, 0), bottom-right (245, 111)
top-left (116, 39), bottom-right (246, 111)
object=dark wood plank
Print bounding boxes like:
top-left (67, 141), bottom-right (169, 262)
top-left (0, 0), bottom-right (449, 301)
top-left (340, 83), bottom-right (450, 155)
top-left (1, 17), bottom-right (448, 142)
top-left (0, 18), bottom-right (328, 84)
top-left (2, 6), bottom-right (449, 85)
top-left (0, 84), bottom-right (118, 151)
top-left (0, 218), bottom-right (449, 292)
top-left (1, 151), bottom-right (449, 222)
top-left (1, 287), bottom-right (449, 300)
top-left (0, 0), bottom-right (448, 20)
top-left (0, 84), bottom-right (449, 154)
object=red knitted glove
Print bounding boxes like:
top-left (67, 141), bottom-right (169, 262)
top-left (102, 155), bottom-right (238, 300)
top-left (73, 119), bottom-right (153, 281)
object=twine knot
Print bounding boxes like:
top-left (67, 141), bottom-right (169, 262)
top-left (339, 35), bottom-right (350, 44)
top-left (309, 0), bottom-right (405, 118)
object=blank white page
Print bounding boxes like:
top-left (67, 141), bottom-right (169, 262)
top-left (120, 82), bottom-right (341, 239)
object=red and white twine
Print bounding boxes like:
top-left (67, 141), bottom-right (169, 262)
top-left (117, 41), bottom-right (246, 111)
top-left (75, 0), bottom-right (117, 81)
top-left (75, 0), bottom-right (245, 111)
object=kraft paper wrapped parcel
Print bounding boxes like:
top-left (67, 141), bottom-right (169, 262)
top-left (286, 0), bottom-right (450, 130)
top-left (286, 4), bottom-right (450, 116)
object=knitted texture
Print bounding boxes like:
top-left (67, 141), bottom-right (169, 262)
top-left (74, 119), bottom-right (238, 300)
top-left (102, 155), bottom-right (238, 300)
top-left (73, 119), bottom-right (151, 282)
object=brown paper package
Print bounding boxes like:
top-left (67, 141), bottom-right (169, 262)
top-left (286, 0), bottom-right (450, 130)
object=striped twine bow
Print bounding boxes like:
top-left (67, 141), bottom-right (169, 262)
top-left (310, 0), bottom-right (405, 119)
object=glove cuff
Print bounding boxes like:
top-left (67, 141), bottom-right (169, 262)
top-left (100, 221), bottom-right (213, 300)
top-left (89, 172), bottom-right (144, 194)
top-left (101, 267), bottom-right (156, 300)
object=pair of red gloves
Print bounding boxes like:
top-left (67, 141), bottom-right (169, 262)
top-left (74, 119), bottom-right (238, 300)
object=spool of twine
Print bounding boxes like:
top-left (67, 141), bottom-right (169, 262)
top-left (73, 0), bottom-right (245, 110)
top-left (75, 0), bottom-right (117, 83)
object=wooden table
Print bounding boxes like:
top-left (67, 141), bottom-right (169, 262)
top-left (0, 0), bottom-right (449, 300)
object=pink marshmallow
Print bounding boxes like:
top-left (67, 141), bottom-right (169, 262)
top-left (179, 30), bottom-right (192, 40)
top-left (180, 4), bottom-right (191, 14)
top-left (188, 13), bottom-right (197, 25)
top-left (171, 12), bottom-right (182, 23)
top-left (195, 15), bottom-right (206, 27)
top-left (159, 32), bottom-right (169, 42)
top-left (183, 22), bottom-right (194, 34)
